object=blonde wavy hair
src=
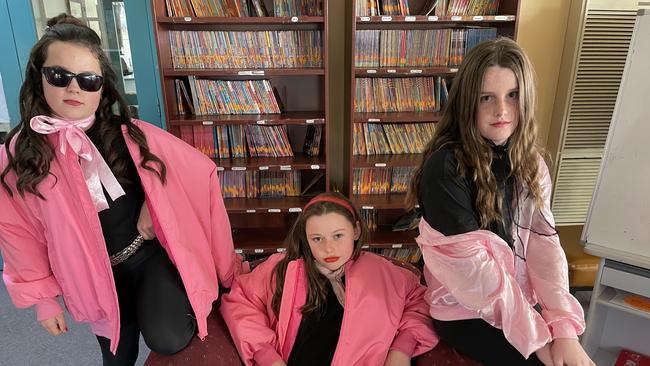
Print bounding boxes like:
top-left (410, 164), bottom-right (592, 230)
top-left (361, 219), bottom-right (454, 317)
top-left (406, 37), bottom-right (544, 227)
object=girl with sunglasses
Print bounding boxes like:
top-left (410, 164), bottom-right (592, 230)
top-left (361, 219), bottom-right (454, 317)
top-left (406, 38), bottom-right (593, 366)
top-left (220, 192), bottom-right (438, 366)
top-left (0, 14), bottom-right (245, 365)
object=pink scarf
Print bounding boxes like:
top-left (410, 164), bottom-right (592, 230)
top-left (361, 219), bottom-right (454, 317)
top-left (30, 115), bottom-right (125, 211)
top-left (315, 261), bottom-right (346, 307)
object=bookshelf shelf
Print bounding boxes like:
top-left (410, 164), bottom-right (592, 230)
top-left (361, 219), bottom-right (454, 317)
top-left (352, 154), bottom-right (421, 168)
top-left (355, 15), bottom-right (516, 24)
top-left (224, 196), bottom-right (313, 213)
top-left (152, 0), bottom-right (329, 253)
top-left (157, 16), bottom-right (325, 25)
top-left (214, 153), bottom-right (325, 171)
top-left (349, 0), bottom-right (520, 262)
top-left (355, 67), bottom-right (458, 77)
top-left (353, 111), bottom-right (443, 123)
top-left (163, 68), bottom-right (325, 77)
top-left (169, 111), bottom-right (326, 126)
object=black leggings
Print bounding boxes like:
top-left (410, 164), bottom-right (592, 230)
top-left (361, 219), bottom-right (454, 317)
top-left (432, 318), bottom-right (545, 366)
top-left (96, 244), bottom-right (196, 366)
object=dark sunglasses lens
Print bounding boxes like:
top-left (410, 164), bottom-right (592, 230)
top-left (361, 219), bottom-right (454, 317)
top-left (43, 67), bottom-right (73, 87)
top-left (77, 74), bottom-right (103, 92)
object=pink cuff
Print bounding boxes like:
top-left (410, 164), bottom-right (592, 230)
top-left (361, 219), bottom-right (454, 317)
top-left (390, 332), bottom-right (418, 357)
top-left (253, 344), bottom-right (283, 366)
top-left (549, 319), bottom-right (579, 340)
top-left (35, 297), bottom-right (63, 321)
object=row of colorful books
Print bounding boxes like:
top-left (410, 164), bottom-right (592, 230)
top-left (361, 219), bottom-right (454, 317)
top-left (355, 76), bottom-right (447, 113)
top-left (219, 170), bottom-right (301, 198)
top-left (353, 167), bottom-right (416, 195)
top-left (355, 27), bottom-right (497, 67)
top-left (369, 247), bottom-right (422, 264)
top-left (178, 124), bottom-right (322, 158)
top-left (165, 0), bottom-right (322, 17)
top-left (169, 30), bottom-right (322, 69)
top-left (353, 123), bottom-right (435, 155)
top-left (355, 0), bottom-right (500, 16)
top-left (176, 77), bottom-right (282, 115)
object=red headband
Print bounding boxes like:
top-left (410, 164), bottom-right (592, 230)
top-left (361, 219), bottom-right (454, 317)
top-left (303, 195), bottom-right (357, 220)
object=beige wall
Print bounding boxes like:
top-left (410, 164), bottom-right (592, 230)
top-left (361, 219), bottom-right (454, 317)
top-left (515, 0), bottom-right (571, 147)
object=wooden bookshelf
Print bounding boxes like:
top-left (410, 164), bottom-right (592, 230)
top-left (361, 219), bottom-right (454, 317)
top-left (348, 0), bottom-right (520, 253)
top-left (151, 0), bottom-right (329, 254)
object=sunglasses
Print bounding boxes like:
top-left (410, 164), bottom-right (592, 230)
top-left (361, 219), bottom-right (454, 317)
top-left (42, 66), bottom-right (104, 92)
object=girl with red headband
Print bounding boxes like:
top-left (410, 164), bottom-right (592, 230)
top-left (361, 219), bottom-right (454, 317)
top-left (220, 192), bottom-right (438, 366)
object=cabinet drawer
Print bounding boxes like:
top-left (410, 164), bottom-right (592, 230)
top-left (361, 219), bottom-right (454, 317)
top-left (601, 266), bottom-right (650, 298)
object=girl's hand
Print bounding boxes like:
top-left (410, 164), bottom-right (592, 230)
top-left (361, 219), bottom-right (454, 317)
top-left (384, 349), bottom-right (410, 366)
top-left (550, 338), bottom-right (595, 366)
top-left (535, 342), bottom-right (553, 366)
top-left (40, 312), bottom-right (67, 336)
top-left (269, 361), bottom-right (286, 366)
top-left (137, 203), bottom-right (156, 240)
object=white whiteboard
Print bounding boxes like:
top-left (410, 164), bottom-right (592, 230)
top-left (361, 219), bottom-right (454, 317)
top-left (582, 10), bottom-right (650, 269)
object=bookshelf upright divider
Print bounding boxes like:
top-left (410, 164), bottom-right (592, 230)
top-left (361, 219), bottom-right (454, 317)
top-left (151, 0), bottom-right (329, 255)
top-left (348, 0), bottom-right (520, 262)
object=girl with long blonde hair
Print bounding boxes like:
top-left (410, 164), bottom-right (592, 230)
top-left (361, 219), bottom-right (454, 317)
top-left (407, 37), bottom-right (593, 366)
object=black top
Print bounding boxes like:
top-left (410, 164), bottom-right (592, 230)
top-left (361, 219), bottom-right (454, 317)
top-left (86, 122), bottom-right (158, 269)
top-left (287, 279), bottom-right (344, 366)
top-left (417, 144), bottom-right (515, 247)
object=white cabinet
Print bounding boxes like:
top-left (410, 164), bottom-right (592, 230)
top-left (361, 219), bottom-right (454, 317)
top-left (581, 259), bottom-right (650, 365)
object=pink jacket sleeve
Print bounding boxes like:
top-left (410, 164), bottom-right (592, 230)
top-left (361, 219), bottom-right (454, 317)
top-left (220, 256), bottom-right (282, 366)
top-left (418, 221), bottom-right (551, 358)
top-left (0, 185), bottom-right (63, 321)
top-left (525, 160), bottom-right (586, 340)
top-left (390, 270), bottom-right (439, 357)
top-left (209, 167), bottom-right (248, 288)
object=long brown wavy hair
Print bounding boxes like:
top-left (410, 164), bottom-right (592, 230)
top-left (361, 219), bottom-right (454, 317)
top-left (407, 37), bottom-right (543, 227)
top-left (271, 192), bottom-right (367, 317)
top-left (1, 13), bottom-right (166, 198)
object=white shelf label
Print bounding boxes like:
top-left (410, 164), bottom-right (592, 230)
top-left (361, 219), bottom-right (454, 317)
top-left (280, 165), bottom-right (292, 171)
top-left (367, 69), bottom-right (377, 74)
top-left (256, 120), bottom-right (266, 125)
top-left (276, 247), bottom-right (287, 253)
top-left (310, 164), bottom-right (320, 170)
top-left (381, 16), bottom-right (392, 21)
top-left (410, 69), bottom-right (423, 74)
top-left (254, 249), bottom-right (264, 254)
top-left (305, 119), bottom-right (315, 124)
top-left (361, 205), bottom-right (374, 210)
top-left (289, 207), bottom-right (302, 213)
top-left (495, 15), bottom-right (508, 21)
top-left (392, 244), bottom-right (403, 249)
top-left (202, 120), bottom-right (213, 125)
top-left (428, 16), bottom-right (438, 21)
top-left (450, 68), bottom-right (459, 72)
top-left (246, 209), bottom-right (256, 213)
top-left (216, 166), bottom-right (225, 171)
top-left (238, 70), bottom-right (254, 76)
top-left (362, 245), bottom-right (370, 249)
top-left (268, 208), bottom-right (281, 213)
top-left (405, 16), bottom-right (416, 22)
top-left (451, 16), bottom-right (462, 21)
top-left (387, 69), bottom-right (397, 73)
top-left (252, 70), bottom-right (265, 76)
top-left (183, 17), bottom-right (192, 22)
top-left (232, 166), bottom-right (247, 171)
top-left (291, 16), bottom-right (299, 22)
top-left (368, 118), bottom-right (381, 122)
top-left (360, 16), bottom-right (370, 21)
top-left (235, 249), bottom-right (243, 254)
top-left (374, 163), bottom-right (387, 167)
top-left (259, 166), bottom-right (269, 171)
top-left (473, 15), bottom-right (484, 21)
top-left (414, 204), bottom-right (420, 209)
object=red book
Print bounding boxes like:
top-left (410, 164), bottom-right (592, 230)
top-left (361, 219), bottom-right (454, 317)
top-left (616, 350), bottom-right (650, 366)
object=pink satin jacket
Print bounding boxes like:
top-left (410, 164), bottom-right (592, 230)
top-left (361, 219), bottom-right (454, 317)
top-left (0, 120), bottom-right (244, 353)
top-left (416, 156), bottom-right (586, 358)
top-left (220, 252), bottom-right (438, 366)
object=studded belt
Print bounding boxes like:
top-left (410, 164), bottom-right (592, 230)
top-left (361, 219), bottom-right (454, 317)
top-left (109, 235), bottom-right (145, 266)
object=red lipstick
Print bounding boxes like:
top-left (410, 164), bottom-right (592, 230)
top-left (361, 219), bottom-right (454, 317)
top-left (324, 257), bottom-right (339, 263)
top-left (64, 100), bottom-right (82, 106)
